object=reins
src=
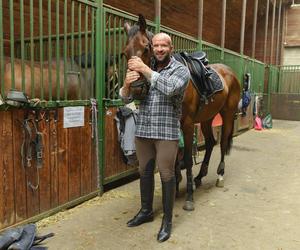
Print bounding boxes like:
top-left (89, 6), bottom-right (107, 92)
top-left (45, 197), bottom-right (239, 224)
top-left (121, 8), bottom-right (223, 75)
top-left (20, 112), bottom-right (43, 191)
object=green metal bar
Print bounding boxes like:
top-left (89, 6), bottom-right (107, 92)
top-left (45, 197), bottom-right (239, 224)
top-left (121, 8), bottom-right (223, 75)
top-left (64, 0), bottom-right (68, 100)
top-left (56, 0), bottom-right (60, 100)
top-left (122, 18), bottom-right (127, 84)
top-left (113, 15), bottom-right (117, 98)
top-left (78, 3), bottom-right (82, 99)
top-left (155, 0), bottom-right (161, 33)
top-left (71, 1), bottom-right (75, 68)
top-left (91, 8), bottom-right (95, 97)
top-left (76, 0), bottom-right (98, 8)
top-left (96, 0), bottom-right (104, 194)
top-left (20, 0), bottom-right (25, 91)
top-left (48, 0), bottom-right (52, 101)
top-left (117, 17), bottom-right (122, 96)
top-left (107, 14), bottom-right (111, 98)
top-left (85, 5), bottom-right (89, 99)
top-left (39, 0), bottom-right (44, 99)
top-left (0, 0), bottom-right (3, 95)
top-left (30, 0), bottom-right (34, 97)
top-left (9, 0), bottom-right (15, 89)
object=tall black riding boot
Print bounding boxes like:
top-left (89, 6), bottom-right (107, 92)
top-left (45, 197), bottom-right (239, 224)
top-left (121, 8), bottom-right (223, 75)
top-left (127, 167), bottom-right (155, 227)
top-left (157, 177), bottom-right (176, 242)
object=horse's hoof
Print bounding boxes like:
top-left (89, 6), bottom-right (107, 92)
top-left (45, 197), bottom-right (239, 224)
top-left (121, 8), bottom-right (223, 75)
top-left (194, 177), bottom-right (202, 188)
top-left (216, 175), bottom-right (224, 188)
top-left (183, 201), bottom-right (195, 211)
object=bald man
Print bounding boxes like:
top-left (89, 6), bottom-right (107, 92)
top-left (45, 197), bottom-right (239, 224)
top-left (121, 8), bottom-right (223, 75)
top-left (120, 33), bottom-right (190, 242)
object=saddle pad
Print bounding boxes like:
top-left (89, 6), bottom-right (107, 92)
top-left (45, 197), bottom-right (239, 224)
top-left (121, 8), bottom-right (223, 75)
top-left (204, 67), bottom-right (224, 98)
top-left (173, 52), bottom-right (224, 100)
top-left (188, 61), bottom-right (224, 100)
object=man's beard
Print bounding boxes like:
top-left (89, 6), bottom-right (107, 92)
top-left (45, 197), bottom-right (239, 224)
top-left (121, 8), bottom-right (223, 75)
top-left (154, 53), bottom-right (171, 66)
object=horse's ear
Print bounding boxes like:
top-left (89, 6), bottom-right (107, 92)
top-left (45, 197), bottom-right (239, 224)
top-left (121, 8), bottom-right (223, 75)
top-left (124, 22), bottom-right (131, 34)
top-left (137, 14), bottom-right (147, 33)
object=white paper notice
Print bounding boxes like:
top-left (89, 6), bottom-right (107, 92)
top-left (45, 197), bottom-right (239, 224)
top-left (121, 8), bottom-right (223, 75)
top-left (63, 106), bottom-right (85, 128)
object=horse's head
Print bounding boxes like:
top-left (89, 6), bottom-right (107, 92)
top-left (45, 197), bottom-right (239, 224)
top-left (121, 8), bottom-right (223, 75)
top-left (122, 14), bottom-right (153, 100)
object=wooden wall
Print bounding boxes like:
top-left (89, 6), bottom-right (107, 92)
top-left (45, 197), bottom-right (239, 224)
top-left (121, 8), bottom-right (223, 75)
top-left (2, 0), bottom-right (286, 63)
top-left (284, 5), bottom-right (300, 46)
top-left (282, 5), bottom-right (300, 65)
top-left (104, 107), bottom-right (137, 183)
top-left (104, 0), bottom-right (271, 60)
top-left (0, 107), bottom-right (98, 230)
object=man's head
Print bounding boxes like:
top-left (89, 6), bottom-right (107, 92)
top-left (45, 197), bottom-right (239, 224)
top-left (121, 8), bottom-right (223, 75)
top-left (152, 33), bottom-right (173, 65)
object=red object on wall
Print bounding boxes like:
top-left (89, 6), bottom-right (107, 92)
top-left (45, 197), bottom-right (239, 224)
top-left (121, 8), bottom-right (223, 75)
top-left (212, 113), bottom-right (223, 127)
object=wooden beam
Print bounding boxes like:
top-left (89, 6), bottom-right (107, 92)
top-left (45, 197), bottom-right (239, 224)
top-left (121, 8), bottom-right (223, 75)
top-left (270, 0), bottom-right (277, 64)
top-left (198, 0), bottom-right (203, 41)
top-left (155, 0), bottom-right (161, 33)
top-left (276, 0), bottom-right (282, 65)
top-left (264, 0), bottom-right (270, 63)
top-left (240, 0), bottom-right (247, 54)
top-left (251, 0), bottom-right (258, 58)
top-left (221, 0), bottom-right (226, 49)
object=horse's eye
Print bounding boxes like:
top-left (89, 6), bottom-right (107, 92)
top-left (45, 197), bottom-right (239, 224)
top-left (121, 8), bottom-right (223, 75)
top-left (144, 44), bottom-right (150, 54)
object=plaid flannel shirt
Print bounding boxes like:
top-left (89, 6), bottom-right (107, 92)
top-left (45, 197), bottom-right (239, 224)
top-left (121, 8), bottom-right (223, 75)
top-left (136, 57), bottom-right (190, 140)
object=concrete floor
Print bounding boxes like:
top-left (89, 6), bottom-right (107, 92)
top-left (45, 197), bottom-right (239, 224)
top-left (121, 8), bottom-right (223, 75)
top-left (38, 119), bottom-right (300, 250)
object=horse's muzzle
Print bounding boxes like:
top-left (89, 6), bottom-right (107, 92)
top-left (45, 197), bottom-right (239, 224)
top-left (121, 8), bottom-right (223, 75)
top-left (130, 78), bottom-right (150, 100)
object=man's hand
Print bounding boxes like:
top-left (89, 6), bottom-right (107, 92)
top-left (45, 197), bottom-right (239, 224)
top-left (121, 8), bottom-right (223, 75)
top-left (119, 70), bottom-right (140, 97)
top-left (128, 56), bottom-right (152, 80)
top-left (124, 69), bottom-right (140, 88)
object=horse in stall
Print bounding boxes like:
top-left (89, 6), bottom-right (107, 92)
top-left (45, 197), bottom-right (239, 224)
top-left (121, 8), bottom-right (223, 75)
top-left (1, 54), bottom-right (118, 101)
top-left (122, 15), bottom-right (241, 211)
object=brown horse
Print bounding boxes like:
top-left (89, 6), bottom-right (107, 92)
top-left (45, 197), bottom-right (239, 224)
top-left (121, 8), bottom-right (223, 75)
top-left (1, 54), bottom-right (118, 101)
top-left (123, 15), bottom-right (241, 211)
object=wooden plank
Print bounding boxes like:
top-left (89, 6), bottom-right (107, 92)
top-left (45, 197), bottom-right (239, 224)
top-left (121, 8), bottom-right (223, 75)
top-left (91, 128), bottom-right (99, 191)
top-left (0, 111), bottom-right (15, 229)
top-left (12, 109), bottom-right (27, 223)
top-left (57, 109), bottom-right (69, 205)
top-left (25, 111), bottom-right (40, 218)
top-left (104, 107), bottom-right (129, 179)
top-left (38, 110), bottom-right (51, 213)
top-left (80, 107), bottom-right (92, 195)
top-left (104, 107), bottom-right (117, 178)
top-left (49, 110), bottom-right (59, 207)
top-left (68, 125), bottom-right (81, 200)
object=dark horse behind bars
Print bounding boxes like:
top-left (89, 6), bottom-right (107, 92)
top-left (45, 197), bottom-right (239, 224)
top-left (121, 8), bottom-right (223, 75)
top-left (122, 15), bottom-right (241, 211)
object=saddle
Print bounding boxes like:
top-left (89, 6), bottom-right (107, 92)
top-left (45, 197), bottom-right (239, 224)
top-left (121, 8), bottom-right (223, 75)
top-left (173, 51), bottom-right (224, 103)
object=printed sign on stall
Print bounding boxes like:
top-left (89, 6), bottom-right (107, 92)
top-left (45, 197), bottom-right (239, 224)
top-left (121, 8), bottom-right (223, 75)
top-left (63, 106), bottom-right (85, 128)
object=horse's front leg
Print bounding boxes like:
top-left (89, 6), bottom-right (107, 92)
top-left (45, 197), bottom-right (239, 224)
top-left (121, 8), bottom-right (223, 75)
top-left (182, 126), bottom-right (195, 211)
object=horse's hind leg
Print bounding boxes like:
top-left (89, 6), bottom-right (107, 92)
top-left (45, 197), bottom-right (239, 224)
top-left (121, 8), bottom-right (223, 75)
top-left (194, 119), bottom-right (216, 187)
top-left (216, 112), bottom-right (235, 187)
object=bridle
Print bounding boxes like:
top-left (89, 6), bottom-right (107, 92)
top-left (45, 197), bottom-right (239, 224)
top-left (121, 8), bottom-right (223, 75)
top-left (126, 30), bottom-right (155, 100)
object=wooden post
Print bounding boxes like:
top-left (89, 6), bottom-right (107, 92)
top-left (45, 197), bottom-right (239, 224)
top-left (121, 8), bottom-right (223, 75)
top-left (221, 0), bottom-right (226, 60)
top-left (276, 0), bottom-right (282, 65)
top-left (155, 0), bottom-right (161, 33)
top-left (270, 0), bottom-right (277, 65)
top-left (251, 0), bottom-right (258, 58)
top-left (240, 0), bottom-right (247, 54)
top-left (263, 0), bottom-right (270, 63)
top-left (198, 0), bottom-right (203, 50)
